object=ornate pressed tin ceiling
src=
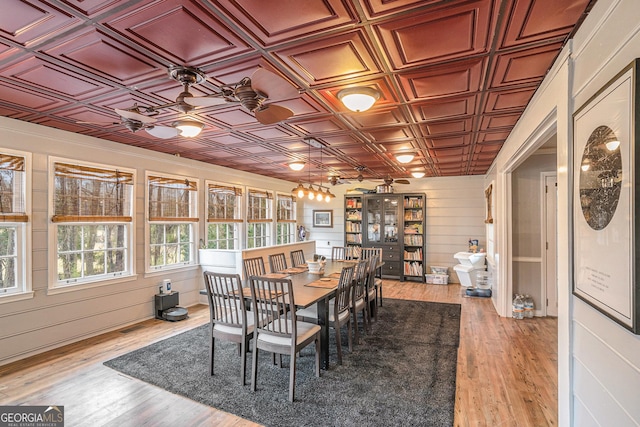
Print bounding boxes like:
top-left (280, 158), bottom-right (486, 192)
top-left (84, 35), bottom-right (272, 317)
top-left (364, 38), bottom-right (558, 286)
top-left (0, 0), bottom-right (595, 183)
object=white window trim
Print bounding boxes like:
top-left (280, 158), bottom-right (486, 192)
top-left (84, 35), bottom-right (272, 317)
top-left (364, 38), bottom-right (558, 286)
top-left (145, 170), bottom-right (199, 273)
top-left (275, 192), bottom-right (297, 245)
top-left (47, 157), bottom-right (136, 290)
top-left (246, 187), bottom-right (273, 249)
top-left (0, 148), bottom-right (32, 303)
top-left (204, 180), bottom-right (244, 251)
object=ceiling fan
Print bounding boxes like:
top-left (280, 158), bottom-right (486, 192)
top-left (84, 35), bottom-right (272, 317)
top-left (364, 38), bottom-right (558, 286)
top-left (86, 66), bottom-right (299, 138)
top-left (375, 175), bottom-right (411, 185)
top-left (328, 175), bottom-right (351, 186)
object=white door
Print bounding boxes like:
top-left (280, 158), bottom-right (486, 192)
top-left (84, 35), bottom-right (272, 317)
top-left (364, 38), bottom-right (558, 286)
top-left (544, 174), bottom-right (558, 316)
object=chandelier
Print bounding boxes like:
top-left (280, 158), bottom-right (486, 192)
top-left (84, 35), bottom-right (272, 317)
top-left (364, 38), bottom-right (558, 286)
top-left (291, 138), bottom-right (335, 203)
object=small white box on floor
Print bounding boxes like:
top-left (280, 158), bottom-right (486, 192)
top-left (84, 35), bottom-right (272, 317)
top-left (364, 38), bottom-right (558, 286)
top-left (430, 266), bottom-right (448, 275)
top-left (426, 273), bottom-right (449, 284)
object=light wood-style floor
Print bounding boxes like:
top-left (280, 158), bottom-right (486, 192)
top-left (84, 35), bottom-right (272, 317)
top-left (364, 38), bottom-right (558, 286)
top-left (0, 281), bottom-right (557, 426)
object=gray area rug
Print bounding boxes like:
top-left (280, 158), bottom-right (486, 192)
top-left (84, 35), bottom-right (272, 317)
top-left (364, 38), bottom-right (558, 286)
top-left (104, 299), bottom-right (461, 426)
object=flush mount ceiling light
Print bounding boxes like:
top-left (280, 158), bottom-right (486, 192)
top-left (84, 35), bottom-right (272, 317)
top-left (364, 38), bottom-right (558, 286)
top-left (288, 161), bottom-right (305, 171)
top-left (411, 171), bottom-right (426, 178)
top-left (337, 87), bottom-right (380, 112)
top-left (173, 119), bottom-right (204, 137)
top-left (395, 153), bottom-right (415, 164)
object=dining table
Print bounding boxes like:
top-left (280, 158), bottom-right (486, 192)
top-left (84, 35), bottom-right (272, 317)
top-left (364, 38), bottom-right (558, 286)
top-left (201, 259), bottom-right (360, 370)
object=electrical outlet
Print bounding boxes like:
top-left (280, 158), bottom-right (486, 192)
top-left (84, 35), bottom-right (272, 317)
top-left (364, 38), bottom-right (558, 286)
top-left (327, 241), bottom-right (330, 246)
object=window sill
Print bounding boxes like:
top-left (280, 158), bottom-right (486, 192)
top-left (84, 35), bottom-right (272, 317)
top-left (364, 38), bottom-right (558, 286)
top-left (48, 274), bottom-right (138, 295)
top-left (144, 264), bottom-right (199, 278)
top-left (0, 291), bottom-right (35, 304)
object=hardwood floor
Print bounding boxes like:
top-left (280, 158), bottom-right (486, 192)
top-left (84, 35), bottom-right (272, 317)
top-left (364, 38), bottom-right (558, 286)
top-left (0, 281), bottom-right (557, 426)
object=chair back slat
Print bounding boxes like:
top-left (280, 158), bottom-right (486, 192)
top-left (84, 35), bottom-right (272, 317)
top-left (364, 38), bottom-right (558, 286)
top-left (290, 249), bottom-right (305, 267)
top-left (360, 247), bottom-right (381, 261)
top-left (269, 253), bottom-right (288, 272)
top-left (243, 257), bottom-right (266, 279)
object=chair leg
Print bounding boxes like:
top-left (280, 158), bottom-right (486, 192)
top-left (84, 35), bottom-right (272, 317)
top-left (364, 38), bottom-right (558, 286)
top-left (240, 338), bottom-right (247, 386)
top-left (315, 335), bottom-right (320, 377)
top-left (335, 324), bottom-right (343, 365)
top-left (353, 310), bottom-right (360, 344)
top-left (209, 336), bottom-right (215, 376)
top-left (289, 349), bottom-right (297, 402)
top-left (347, 318), bottom-right (353, 352)
top-left (251, 346), bottom-right (259, 392)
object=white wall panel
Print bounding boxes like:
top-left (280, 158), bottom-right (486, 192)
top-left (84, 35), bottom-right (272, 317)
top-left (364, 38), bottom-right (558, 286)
top-left (0, 116), bottom-right (301, 365)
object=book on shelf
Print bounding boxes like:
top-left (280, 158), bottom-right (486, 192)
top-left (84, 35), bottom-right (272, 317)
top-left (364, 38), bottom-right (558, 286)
top-left (403, 223), bottom-right (423, 234)
top-left (404, 210), bottom-right (423, 220)
top-left (403, 235), bottom-right (423, 246)
top-left (403, 197), bottom-right (423, 208)
top-left (346, 198), bottom-right (362, 209)
top-left (403, 261), bottom-right (423, 276)
top-left (403, 248), bottom-right (423, 260)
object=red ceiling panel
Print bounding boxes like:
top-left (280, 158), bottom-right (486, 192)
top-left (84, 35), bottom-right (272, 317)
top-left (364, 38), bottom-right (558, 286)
top-left (0, 0), bottom-right (82, 46)
top-left (275, 30), bottom-right (381, 85)
top-left (104, 0), bottom-right (251, 65)
top-left (500, 0), bottom-right (592, 49)
top-left (0, 0), bottom-right (594, 181)
top-left (397, 59), bottom-right (485, 102)
top-left (211, 0), bottom-right (357, 46)
top-left (374, 1), bottom-right (495, 69)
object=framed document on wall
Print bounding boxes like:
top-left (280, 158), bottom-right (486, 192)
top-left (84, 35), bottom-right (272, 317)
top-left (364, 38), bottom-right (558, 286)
top-left (572, 59), bottom-right (640, 333)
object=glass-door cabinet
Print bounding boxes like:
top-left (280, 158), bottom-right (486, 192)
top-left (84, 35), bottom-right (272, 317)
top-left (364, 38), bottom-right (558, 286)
top-left (364, 195), bottom-right (401, 277)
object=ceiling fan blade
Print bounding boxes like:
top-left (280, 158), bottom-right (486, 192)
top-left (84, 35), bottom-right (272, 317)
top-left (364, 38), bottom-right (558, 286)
top-left (255, 104), bottom-right (294, 125)
top-left (183, 95), bottom-right (228, 107)
top-left (115, 108), bottom-right (156, 124)
top-left (145, 125), bottom-right (180, 139)
top-left (251, 69), bottom-right (298, 101)
top-left (395, 179), bottom-right (410, 184)
top-left (76, 121), bottom-right (119, 125)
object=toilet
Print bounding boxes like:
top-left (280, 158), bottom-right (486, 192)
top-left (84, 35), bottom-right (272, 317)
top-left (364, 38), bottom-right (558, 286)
top-left (453, 252), bottom-right (486, 287)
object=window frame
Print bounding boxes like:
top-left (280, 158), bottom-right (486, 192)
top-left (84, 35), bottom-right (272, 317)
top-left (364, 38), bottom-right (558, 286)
top-left (0, 149), bottom-right (32, 303)
top-left (48, 157), bottom-right (136, 291)
top-left (246, 187), bottom-right (273, 249)
top-left (205, 180), bottom-right (243, 250)
top-left (145, 171), bottom-right (199, 273)
top-left (275, 192), bottom-right (297, 245)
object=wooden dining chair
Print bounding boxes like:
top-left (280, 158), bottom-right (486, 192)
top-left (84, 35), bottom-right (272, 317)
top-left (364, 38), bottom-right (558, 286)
top-left (290, 249), bottom-right (305, 267)
top-left (203, 271), bottom-right (253, 385)
top-left (268, 252), bottom-right (288, 273)
top-left (351, 259), bottom-right (370, 344)
top-left (331, 246), bottom-right (353, 261)
top-left (295, 264), bottom-right (355, 364)
top-left (248, 276), bottom-right (321, 402)
top-left (364, 256), bottom-right (379, 323)
top-left (360, 247), bottom-right (383, 306)
top-left (243, 256), bottom-right (266, 279)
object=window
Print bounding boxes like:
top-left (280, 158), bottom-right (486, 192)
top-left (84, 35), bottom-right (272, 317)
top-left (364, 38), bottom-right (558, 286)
top-left (52, 161), bottom-right (134, 287)
top-left (0, 152), bottom-right (29, 299)
top-left (276, 193), bottom-right (296, 244)
top-left (206, 182), bottom-right (242, 250)
top-left (246, 188), bottom-right (272, 249)
top-left (147, 174), bottom-right (198, 271)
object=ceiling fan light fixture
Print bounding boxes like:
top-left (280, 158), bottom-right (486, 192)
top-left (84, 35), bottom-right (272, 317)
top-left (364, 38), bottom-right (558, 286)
top-left (337, 87), bottom-right (380, 112)
top-left (395, 153), bottom-right (415, 163)
top-left (288, 161), bottom-right (305, 171)
top-left (173, 119), bottom-right (204, 137)
top-left (411, 171), bottom-right (426, 178)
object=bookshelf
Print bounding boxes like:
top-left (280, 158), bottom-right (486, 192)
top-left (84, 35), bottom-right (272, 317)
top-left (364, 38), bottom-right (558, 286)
top-left (402, 194), bottom-right (426, 282)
